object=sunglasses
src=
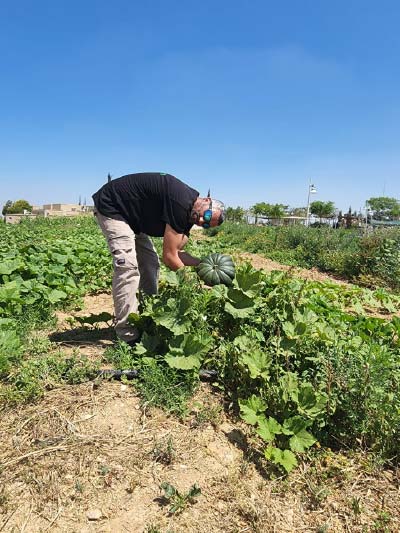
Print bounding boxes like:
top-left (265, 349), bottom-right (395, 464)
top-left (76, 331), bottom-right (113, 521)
top-left (202, 199), bottom-right (213, 229)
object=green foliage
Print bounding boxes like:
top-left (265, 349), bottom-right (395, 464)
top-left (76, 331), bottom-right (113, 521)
top-left (129, 262), bottom-right (400, 471)
top-left (135, 362), bottom-right (198, 417)
top-left (160, 482), bottom-right (201, 515)
top-left (2, 199), bottom-right (32, 215)
top-left (0, 330), bottom-right (23, 378)
top-left (2, 200), bottom-right (13, 216)
top-left (0, 216), bottom-right (111, 326)
top-left (206, 221), bottom-right (400, 291)
top-left (103, 340), bottom-right (137, 369)
top-left (367, 196), bottom-right (400, 219)
top-left (310, 201), bottom-right (335, 220)
top-left (0, 352), bottom-right (98, 405)
top-left (251, 202), bottom-right (287, 221)
top-left (225, 206), bottom-right (245, 222)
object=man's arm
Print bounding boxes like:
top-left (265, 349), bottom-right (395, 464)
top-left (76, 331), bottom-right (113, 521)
top-left (163, 224), bottom-right (201, 271)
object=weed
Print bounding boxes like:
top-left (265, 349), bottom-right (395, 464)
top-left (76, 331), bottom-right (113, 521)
top-left (304, 480), bottom-right (330, 509)
top-left (159, 482), bottom-right (201, 515)
top-left (103, 340), bottom-right (137, 369)
top-left (24, 333), bottom-right (52, 356)
top-left (98, 465), bottom-right (110, 476)
top-left (351, 496), bottom-right (363, 516)
top-left (75, 480), bottom-right (84, 493)
top-left (0, 352), bottom-right (98, 406)
top-left (190, 400), bottom-right (223, 428)
top-left (372, 510), bottom-right (392, 532)
top-left (135, 363), bottom-right (197, 418)
top-left (152, 437), bottom-right (175, 465)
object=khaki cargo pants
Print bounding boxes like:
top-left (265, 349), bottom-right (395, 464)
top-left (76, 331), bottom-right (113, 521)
top-left (94, 210), bottom-right (160, 342)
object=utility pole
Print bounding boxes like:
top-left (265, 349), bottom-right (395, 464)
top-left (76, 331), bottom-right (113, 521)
top-left (305, 179), bottom-right (317, 227)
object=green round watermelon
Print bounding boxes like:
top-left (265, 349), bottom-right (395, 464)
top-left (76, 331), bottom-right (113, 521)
top-left (196, 253), bottom-right (236, 286)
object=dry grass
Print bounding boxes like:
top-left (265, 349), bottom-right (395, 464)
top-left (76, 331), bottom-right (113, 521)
top-left (1, 380), bottom-right (399, 533)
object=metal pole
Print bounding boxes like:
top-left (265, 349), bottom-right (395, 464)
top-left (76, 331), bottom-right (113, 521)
top-left (306, 180), bottom-right (311, 227)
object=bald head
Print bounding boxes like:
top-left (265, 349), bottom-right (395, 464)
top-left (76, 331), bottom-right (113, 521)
top-left (191, 197), bottom-right (225, 228)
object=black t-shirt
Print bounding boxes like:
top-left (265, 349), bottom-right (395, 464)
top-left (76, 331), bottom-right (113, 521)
top-left (92, 173), bottom-right (199, 237)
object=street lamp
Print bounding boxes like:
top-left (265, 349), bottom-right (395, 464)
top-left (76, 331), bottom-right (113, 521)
top-left (306, 180), bottom-right (317, 227)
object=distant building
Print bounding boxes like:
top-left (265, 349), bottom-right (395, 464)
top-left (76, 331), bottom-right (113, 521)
top-left (4, 214), bottom-right (38, 224)
top-left (4, 203), bottom-right (94, 223)
top-left (36, 203), bottom-right (94, 216)
top-left (246, 214), bottom-right (307, 226)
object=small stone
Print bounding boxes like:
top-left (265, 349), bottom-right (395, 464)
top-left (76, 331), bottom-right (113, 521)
top-left (86, 509), bottom-right (103, 521)
top-left (120, 384), bottom-right (128, 392)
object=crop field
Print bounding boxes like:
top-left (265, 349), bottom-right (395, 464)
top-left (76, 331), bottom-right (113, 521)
top-left (1, 216), bottom-right (399, 532)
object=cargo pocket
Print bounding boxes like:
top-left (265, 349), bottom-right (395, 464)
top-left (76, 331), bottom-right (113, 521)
top-left (112, 248), bottom-right (139, 273)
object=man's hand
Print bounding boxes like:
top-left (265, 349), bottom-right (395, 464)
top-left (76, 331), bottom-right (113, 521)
top-left (163, 224), bottom-right (200, 271)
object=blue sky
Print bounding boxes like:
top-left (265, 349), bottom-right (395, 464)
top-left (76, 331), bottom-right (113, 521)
top-left (1, 0), bottom-right (399, 212)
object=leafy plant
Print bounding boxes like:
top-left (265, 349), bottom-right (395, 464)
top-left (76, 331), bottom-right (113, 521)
top-left (159, 482), bottom-right (201, 515)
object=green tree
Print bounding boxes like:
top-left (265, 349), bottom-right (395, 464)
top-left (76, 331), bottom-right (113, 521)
top-left (251, 202), bottom-right (269, 224)
top-left (251, 202), bottom-right (288, 223)
top-left (310, 201), bottom-right (335, 222)
top-left (225, 206), bottom-right (245, 222)
top-left (2, 200), bottom-right (13, 215)
top-left (366, 197), bottom-right (400, 220)
top-left (264, 203), bottom-right (287, 219)
top-left (5, 200), bottom-right (33, 214)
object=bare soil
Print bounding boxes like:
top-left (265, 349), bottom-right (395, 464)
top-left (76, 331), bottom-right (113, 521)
top-left (1, 258), bottom-right (400, 532)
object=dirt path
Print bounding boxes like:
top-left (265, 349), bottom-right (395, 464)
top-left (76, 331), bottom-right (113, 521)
top-left (234, 251), bottom-right (350, 285)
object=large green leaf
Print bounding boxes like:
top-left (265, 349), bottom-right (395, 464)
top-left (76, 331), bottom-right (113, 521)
top-left (162, 270), bottom-right (179, 286)
top-left (210, 284), bottom-right (228, 299)
top-left (0, 281), bottom-right (22, 303)
top-left (239, 349), bottom-right (271, 379)
top-left (257, 416), bottom-right (282, 443)
top-left (225, 288), bottom-right (255, 318)
top-left (165, 355), bottom-right (201, 370)
top-left (289, 429), bottom-right (317, 452)
top-left (239, 395), bottom-right (267, 425)
top-left (265, 446), bottom-right (298, 473)
top-left (297, 384), bottom-right (327, 418)
top-left (169, 332), bottom-right (213, 358)
top-left (282, 415), bottom-right (309, 435)
top-left (47, 289), bottom-right (68, 304)
top-left (279, 372), bottom-right (299, 403)
top-left (234, 265), bottom-right (263, 296)
top-left (0, 258), bottom-right (23, 276)
top-left (154, 311), bottom-right (190, 335)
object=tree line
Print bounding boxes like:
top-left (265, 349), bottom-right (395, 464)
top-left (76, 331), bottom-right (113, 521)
top-left (2, 196), bottom-right (400, 223)
top-left (225, 196), bottom-right (400, 223)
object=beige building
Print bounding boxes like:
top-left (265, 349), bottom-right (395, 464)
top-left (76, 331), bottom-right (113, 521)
top-left (4, 214), bottom-right (38, 224)
top-left (4, 203), bottom-right (94, 223)
top-left (33, 203), bottom-right (94, 217)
